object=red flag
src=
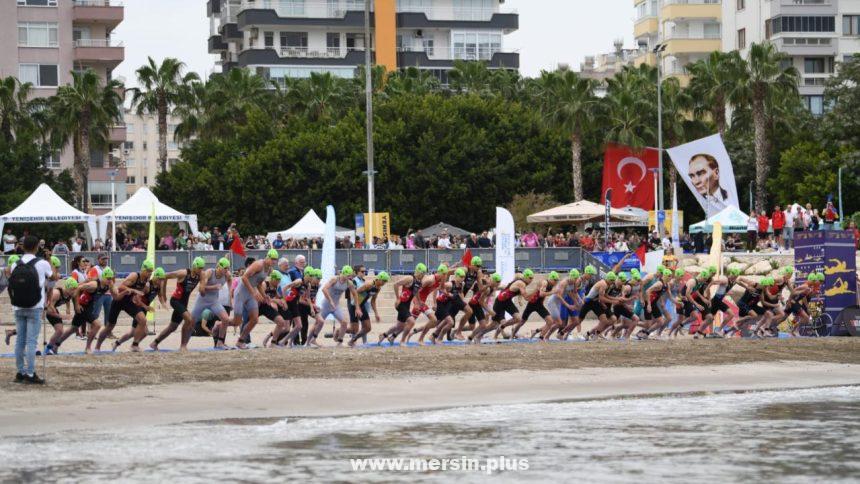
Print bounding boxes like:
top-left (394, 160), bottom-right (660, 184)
top-left (231, 229), bottom-right (246, 258)
top-left (635, 242), bottom-right (647, 266)
top-left (461, 249), bottom-right (472, 267)
top-left (601, 144), bottom-right (659, 210)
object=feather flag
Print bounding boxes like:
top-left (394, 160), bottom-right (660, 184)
top-left (146, 202), bottom-right (156, 322)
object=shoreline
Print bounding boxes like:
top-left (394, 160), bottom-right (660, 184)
top-left (2, 361), bottom-right (859, 437)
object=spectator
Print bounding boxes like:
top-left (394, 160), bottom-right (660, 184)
top-left (406, 234), bottom-right (416, 249)
top-left (52, 239), bottom-right (69, 255)
top-left (771, 205), bottom-right (785, 249)
top-left (823, 201), bottom-right (838, 230)
top-left (10, 235), bottom-right (53, 384)
top-left (115, 227), bottom-right (126, 249)
top-left (850, 221), bottom-right (860, 249)
top-left (792, 204), bottom-right (804, 235)
top-left (757, 211), bottom-right (769, 242)
top-left (92, 238), bottom-right (104, 252)
top-left (437, 230), bottom-right (452, 249)
top-left (3, 228), bottom-right (17, 254)
top-left (803, 203), bottom-right (813, 229)
top-left (176, 229), bottom-right (188, 250)
top-left (71, 237), bottom-right (83, 252)
top-left (746, 214), bottom-right (758, 252)
top-left (810, 209), bottom-right (821, 231)
top-left (466, 233), bottom-right (479, 248)
top-left (414, 230), bottom-right (426, 249)
top-left (783, 205), bottom-right (795, 249)
top-left (199, 226), bottom-right (211, 245)
top-left (272, 234), bottom-right (284, 249)
top-left (159, 231), bottom-right (174, 251)
top-left (477, 231), bottom-right (492, 248)
top-left (521, 231), bottom-right (539, 248)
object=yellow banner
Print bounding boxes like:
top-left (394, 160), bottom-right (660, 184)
top-left (648, 210), bottom-right (684, 234)
top-left (363, 212), bottom-right (391, 242)
top-left (709, 222), bottom-right (723, 330)
top-left (146, 202), bottom-right (156, 322)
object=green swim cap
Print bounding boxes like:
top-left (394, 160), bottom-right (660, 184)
top-left (707, 265), bottom-right (718, 274)
top-left (675, 268), bottom-right (685, 277)
top-left (218, 257), bottom-right (231, 269)
top-left (569, 269), bottom-right (581, 279)
top-left (618, 272), bottom-right (629, 282)
top-left (269, 270), bottom-right (283, 281)
top-left (64, 278), bottom-right (78, 290)
top-left (304, 265), bottom-right (315, 274)
top-left (523, 269), bottom-right (534, 279)
top-left (415, 263), bottom-right (427, 273)
top-left (101, 267), bottom-right (115, 279)
top-left (314, 268), bottom-right (324, 278)
top-left (548, 271), bottom-right (560, 281)
top-left (437, 264), bottom-right (449, 274)
top-left (141, 259), bottom-right (155, 271)
top-left (661, 268), bottom-right (673, 277)
top-left (267, 249), bottom-right (279, 260)
top-left (657, 265), bottom-right (666, 273)
top-left (760, 277), bottom-right (775, 286)
top-left (491, 273), bottom-right (502, 282)
top-left (341, 265), bottom-right (354, 276)
top-left (192, 257), bottom-right (205, 269)
top-left (631, 272), bottom-right (642, 281)
top-left (808, 272), bottom-right (823, 282)
top-left (153, 267), bottom-right (166, 279)
top-left (8, 255), bottom-right (20, 265)
top-left (781, 266), bottom-right (794, 276)
top-left (378, 271), bottom-right (390, 282)
top-left (584, 265), bottom-right (597, 275)
top-left (50, 256), bottom-right (61, 268)
top-left (630, 268), bottom-right (641, 276)
top-left (605, 271), bottom-right (617, 281)
top-left (454, 268), bottom-right (466, 278)
top-left (471, 256), bottom-right (483, 267)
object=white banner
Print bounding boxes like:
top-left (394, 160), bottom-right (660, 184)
top-left (316, 205), bottom-right (336, 306)
top-left (667, 134), bottom-right (739, 218)
top-left (495, 207), bottom-right (515, 285)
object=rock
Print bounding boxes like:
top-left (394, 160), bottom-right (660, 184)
top-left (680, 258), bottom-right (698, 268)
top-left (745, 260), bottom-right (773, 275)
top-left (727, 261), bottom-right (748, 273)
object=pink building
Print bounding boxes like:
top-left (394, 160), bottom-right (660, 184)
top-left (0, 0), bottom-right (127, 214)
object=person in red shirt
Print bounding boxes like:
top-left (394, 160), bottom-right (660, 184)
top-left (771, 205), bottom-right (786, 248)
top-left (757, 211), bottom-right (770, 244)
top-left (823, 201), bottom-right (838, 230)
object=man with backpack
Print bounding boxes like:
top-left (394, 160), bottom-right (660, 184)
top-left (8, 235), bottom-right (53, 384)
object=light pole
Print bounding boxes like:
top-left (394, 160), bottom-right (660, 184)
top-left (363, 0), bottom-right (376, 247)
top-left (654, 42), bottom-right (667, 212)
top-left (748, 181), bottom-right (754, 215)
top-left (109, 169), bottom-right (117, 251)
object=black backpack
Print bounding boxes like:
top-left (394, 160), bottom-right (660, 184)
top-left (8, 258), bottom-right (42, 308)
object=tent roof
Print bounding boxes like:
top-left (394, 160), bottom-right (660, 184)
top-left (0, 183), bottom-right (94, 222)
top-left (266, 209), bottom-right (354, 240)
top-left (689, 205), bottom-right (750, 233)
top-left (100, 187), bottom-right (191, 221)
top-left (527, 200), bottom-right (646, 224)
top-left (419, 222), bottom-right (471, 237)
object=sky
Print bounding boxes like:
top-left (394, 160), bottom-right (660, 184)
top-left (113, 0), bottom-right (634, 87)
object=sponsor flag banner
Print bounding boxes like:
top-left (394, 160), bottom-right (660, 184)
top-left (708, 222), bottom-right (723, 331)
top-left (795, 230), bottom-right (857, 335)
top-left (354, 213), bottom-right (365, 239)
top-left (601, 144), bottom-right (659, 210)
top-left (667, 134), bottom-right (740, 218)
top-left (495, 207), bottom-right (516, 285)
top-left (146, 202), bottom-right (156, 322)
top-left (317, 205), bottom-right (336, 307)
top-left (648, 210), bottom-right (684, 234)
top-left (363, 212), bottom-right (391, 242)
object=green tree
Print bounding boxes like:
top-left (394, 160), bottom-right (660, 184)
top-left (602, 64), bottom-right (657, 149)
top-left (129, 57), bottom-right (199, 174)
top-left (50, 69), bottom-right (124, 212)
top-left (822, 54), bottom-right (860, 149)
top-left (507, 192), bottom-right (560, 232)
top-left (686, 51), bottom-right (740, 136)
top-left (448, 60), bottom-right (492, 95)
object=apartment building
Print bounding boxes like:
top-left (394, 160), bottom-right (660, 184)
top-left (207, 0), bottom-right (519, 85)
top-left (580, 39), bottom-right (639, 91)
top-left (0, 0), bottom-right (127, 214)
top-left (722, 0), bottom-right (860, 115)
top-left (120, 109), bottom-right (185, 195)
top-left (633, 0), bottom-right (723, 85)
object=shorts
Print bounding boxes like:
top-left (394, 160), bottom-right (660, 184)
top-left (613, 305), bottom-right (634, 320)
top-left (170, 297), bottom-right (190, 324)
top-left (259, 303), bottom-right (281, 322)
top-left (279, 306), bottom-right (295, 321)
top-left (644, 302), bottom-right (663, 320)
top-left (396, 301), bottom-right (413, 323)
top-left (233, 287), bottom-right (260, 320)
top-left (492, 298), bottom-right (518, 322)
top-left (47, 314), bottom-right (63, 326)
top-left (299, 303), bottom-right (311, 318)
top-left (434, 300), bottom-right (451, 321)
top-left (71, 305), bottom-right (97, 327)
top-left (709, 294), bottom-right (730, 315)
top-left (545, 296), bottom-right (562, 320)
top-left (738, 301), bottom-right (762, 317)
top-left (468, 301), bottom-right (485, 324)
top-left (411, 303), bottom-right (431, 318)
top-left (448, 297), bottom-right (466, 319)
top-left (108, 298), bottom-right (145, 325)
top-left (773, 227), bottom-right (783, 238)
top-left (191, 298), bottom-right (227, 323)
top-left (191, 319), bottom-right (216, 337)
top-left (349, 301), bottom-right (371, 323)
top-left (560, 295), bottom-right (578, 320)
top-left (633, 300), bottom-right (644, 318)
top-left (286, 300), bottom-right (300, 319)
top-left (788, 301), bottom-right (808, 316)
top-left (682, 301), bottom-right (699, 318)
top-left (579, 299), bottom-right (605, 321)
top-left (522, 301), bottom-right (549, 321)
top-left (319, 301), bottom-right (347, 322)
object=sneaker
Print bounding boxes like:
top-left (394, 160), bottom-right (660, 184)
top-left (14, 372), bottom-right (24, 383)
top-left (24, 373), bottom-right (45, 385)
top-left (45, 346), bottom-right (56, 356)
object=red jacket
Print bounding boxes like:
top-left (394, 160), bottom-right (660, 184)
top-left (757, 215), bottom-right (770, 233)
top-left (771, 210), bottom-right (785, 230)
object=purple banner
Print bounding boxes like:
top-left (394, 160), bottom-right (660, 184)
top-left (794, 230), bottom-right (857, 336)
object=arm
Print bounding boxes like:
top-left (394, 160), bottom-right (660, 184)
top-left (348, 284), bottom-right (362, 317)
top-left (371, 292), bottom-right (380, 322)
top-left (46, 290), bottom-right (61, 318)
top-left (611, 252), bottom-right (633, 274)
top-left (198, 269), bottom-right (210, 295)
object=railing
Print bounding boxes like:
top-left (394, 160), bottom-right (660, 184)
top-left (276, 46), bottom-right (365, 58)
top-left (73, 0), bottom-right (123, 6)
top-left (451, 47), bottom-right (509, 61)
top-left (664, 31), bottom-right (721, 40)
top-left (14, 248), bottom-right (595, 277)
top-left (73, 38), bottom-right (124, 48)
top-left (778, 37), bottom-right (833, 46)
top-left (239, 0), bottom-right (515, 21)
top-left (663, 0), bottom-right (721, 5)
top-left (399, 5), bottom-right (514, 21)
top-left (781, 0), bottom-right (829, 5)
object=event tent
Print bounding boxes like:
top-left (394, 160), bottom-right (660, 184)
top-left (266, 209), bottom-right (355, 242)
top-left (419, 222), bottom-right (471, 237)
top-left (527, 200), bottom-right (647, 224)
top-left (98, 187), bottom-right (199, 241)
top-left (688, 205), bottom-right (750, 234)
top-left (0, 183), bottom-right (98, 245)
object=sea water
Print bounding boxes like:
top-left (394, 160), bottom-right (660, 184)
top-left (1, 386), bottom-right (858, 483)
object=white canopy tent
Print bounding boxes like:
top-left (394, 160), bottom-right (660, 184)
top-left (267, 209), bottom-right (355, 242)
top-left (689, 205), bottom-right (750, 234)
top-left (98, 187), bottom-right (199, 241)
top-left (0, 183), bottom-right (98, 246)
top-left (527, 200), bottom-right (647, 224)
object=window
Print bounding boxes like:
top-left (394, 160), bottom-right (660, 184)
top-left (168, 141), bottom-right (178, 150)
top-left (125, 158), bottom-right (135, 167)
top-left (771, 16), bottom-right (836, 35)
top-left (142, 141), bottom-right (147, 150)
top-left (126, 176), bottom-right (136, 184)
top-left (804, 57), bottom-right (825, 73)
top-left (264, 31), bottom-right (274, 48)
top-left (422, 38), bottom-right (435, 56)
top-left (738, 28), bottom-right (746, 49)
top-left (17, 0), bottom-right (58, 6)
top-left (123, 141), bottom-right (134, 150)
top-left (168, 157), bottom-right (179, 168)
top-left (452, 31), bottom-right (502, 61)
top-left (453, 0), bottom-right (493, 21)
top-left (126, 123), bottom-right (134, 134)
top-left (327, 32), bottom-right (341, 48)
top-left (18, 64), bottom-right (58, 87)
top-left (803, 95), bottom-right (824, 116)
top-left (737, 0), bottom-right (745, 11)
top-left (346, 33), bottom-right (367, 50)
top-left (845, 15), bottom-right (860, 36)
top-left (18, 22), bottom-right (58, 47)
top-left (280, 32), bottom-right (308, 48)
top-left (143, 176), bottom-right (148, 185)
top-left (73, 27), bottom-right (91, 43)
top-left (42, 151), bottom-right (60, 169)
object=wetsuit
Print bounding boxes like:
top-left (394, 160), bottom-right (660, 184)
top-left (447, 279), bottom-right (467, 319)
top-left (108, 272), bottom-right (148, 325)
top-left (47, 289), bottom-right (72, 326)
top-left (233, 267), bottom-right (269, 319)
top-left (320, 277), bottom-right (350, 321)
top-left (737, 285), bottom-right (763, 317)
top-left (132, 281), bottom-right (161, 329)
top-left (258, 280), bottom-right (282, 322)
top-left (414, 274), bottom-right (443, 317)
top-left (72, 281), bottom-right (109, 327)
top-left (492, 282), bottom-right (521, 322)
top-left (522, 280), bottom-right (554, 321)
top-left (348, 276), bottom-right (373, 323)
top-left (396, 276), bottom-right (423, 323)
top-left (170, 269), bottom-right (200, 323)
top-left (579, 280), bottom-right (606, 321)
top-left (612, 285), bottom-right (634, 320)
top-left (644, 283), bottom-right (666, 320)
top-left (434, 284), bottom-right (452, 321)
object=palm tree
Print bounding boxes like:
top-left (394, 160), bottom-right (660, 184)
top-left (448, 60), bottom-right (492, 95)
top-left (687, 51), bottom-right (741, 136)
top-left (384, 67), bottom-right (440, 96)
top-left (289, 72), bottom-right (349, 123)
top-left (130, 57), bottom-right (199, 174)
top-left (51, 69), bottom-right (123, 212)
top-left (603, 65), bottom-right (657, 149)
top-left (659, 76), bottom-right (696, 205)
top-left (0, 76), bottom-right (38, 142)
top-left (729, 42), bottom-right (799, 212)
top-left (534, 69), bottom-right (600, 201)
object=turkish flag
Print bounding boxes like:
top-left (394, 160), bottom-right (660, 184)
top-left (601, 144), bottom-right (659, 210)
top-left (635, 242), bottom-right (647, 266)
top-left (461, 249), bottom-right (472, 267)
top-left (230, 229), bottom-right (246, 258)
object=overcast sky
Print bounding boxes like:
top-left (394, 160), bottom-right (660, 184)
top-left (113, 0), bottom-right (634, 87)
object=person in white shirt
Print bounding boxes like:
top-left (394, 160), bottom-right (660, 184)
top-left (71, 237), bottom-right (83, 252)
top-left (783, 207), bottom-right (796, 250)
top-left (3, 229), bottom-right (17, 254)
top-left (746, 216), bottom-right (758, 252)
top-left (11, 236), bottom-right (53, 384)
top-left (437, 233), bottom-right (452, 249)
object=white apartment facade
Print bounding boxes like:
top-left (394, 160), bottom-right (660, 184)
top-left (121, 109), bottom-right (185, 194)
top-left (722, 0), bottom-right (860, 115)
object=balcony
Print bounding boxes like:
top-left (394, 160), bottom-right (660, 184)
top-left (773, 36), bottom-right (837, 55)
top-left (208, 34), bottom-right (228, 53)
top-left (397, 46), bottom-right (519, 69)
top-left (72, 0), bottom-right (124, 31)
top-left (634, 51), bottom-right (656, 66)
top-left (108, 124), bottom-right (126, 142)
top-left (220, 22), bottom-right (242, 41)
top-left (279, 46), bottom-right (366, 58)
top-left (662, 0), bottom-right (722, 20)
top-left (396, 7), bottom-right (518, 32)
top-left (663, 32), bottom-right (721, 54)
top-left (634, 16), bottom-right (658, 38)
top-left (238, 47), bottom-right (371, 66)
top-left (239, 0), bottom-right (366, 19)
top-left (73, 39), bottom-right (125, 68)
top-left (773, 0), bottom-right (836, 15)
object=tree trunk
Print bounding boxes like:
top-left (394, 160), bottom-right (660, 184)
top-left (752, 89), bottom-right (768, 214)
top-left (158, 93), bottom-right (168, 175)
top-left (570, 132), bottom-right (583, 202)
top-left (79, 110), bottom-right (91, 213)
top-left (713, 94), bottom-right (727, 137)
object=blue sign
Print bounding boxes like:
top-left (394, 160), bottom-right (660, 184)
top-left (657, 210), bottom-right (666, 223)
top-left (591, 252), bottom-right (641, 271)
top-left (794, 230), bottom-right (857, 336)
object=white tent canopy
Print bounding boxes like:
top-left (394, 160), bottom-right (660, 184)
top-left (0, 183), bottom-right (98, 245)
top-left (267, 209), bottom-right (355, 242)
top-left (527, 200), bottom-right (647, 224)
top-left (98, 187), bottom-right (199, 241)
top-left (689, 205), bottom-right (750, 234)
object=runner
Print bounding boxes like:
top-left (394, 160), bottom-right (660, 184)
top-left (256, 270), bottom-right (290, 347)
top-left (559, 265), bottom-right (598, 339)
top-left (347, 270), bottom-right (389, 347)
top-left (151, 257), bottom-right (205, 351)
top-left (378, 263), bottom-right (427, 345)
top-left (56, 267), bottom-right (116, 354)
top-left (303, 268), bottom-right (327, 348)
top-left (635, 268), bottom-right (673, 340)
top-left (453, 256), bottom-right (484, 340)
top-left (233, 249), bottom-right (278, 349)
top-left (521, 271), bottom-right (559, 340)
top-left (754, 277), bottom-right (784, 337)
top-left (491, 269), bottom-right (533, 340)
top-left (191, 257), bottom-right (234, 349)
top-left (541, 269), bottom-right (581, 340)
top-left (43, 278), bottom-right (77, 355)
top-left (610, 272), bottom-right (639, 339)
top-left (466, 272), bottom-right (501, 343)
top-left (321, 265), bottom-right (361, 347)
top-left (435, 268), bottom-right (467, 344)
top-left (785, 271), bottom-right (822, 337)
top-left (96, 260), bottom-right (154, 351)
top-left (411, 264), bottom-right (449, 345)
top-left (113, 267), bottom-right (167, 351)
top-left (582, 271), bottom-right (619, 340)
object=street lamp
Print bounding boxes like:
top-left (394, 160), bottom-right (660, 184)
top-left (363, 0), bottom-right (376, 247)
top-left (653, 42), bottom-right (667, 212)
top-left (109, 169), bottom-right (118, 251)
